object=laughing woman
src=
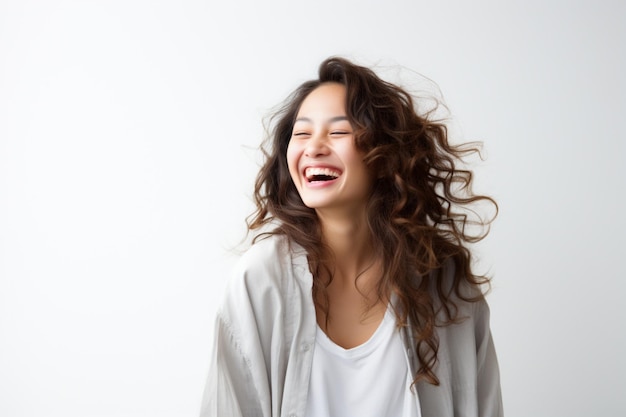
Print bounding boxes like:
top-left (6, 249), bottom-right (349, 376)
top-left (201, 57), bottom-right (503, 417)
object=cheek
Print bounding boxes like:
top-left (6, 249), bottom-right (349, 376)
top-left (344, 148), bottom-right (372, 186)
top-left (341, 144), bottom-right (366, 170)
top-left (286, 142), bottom-right (300, 182)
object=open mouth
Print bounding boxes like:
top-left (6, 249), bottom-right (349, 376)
top-left (305, 167), bottom-right (340, 183)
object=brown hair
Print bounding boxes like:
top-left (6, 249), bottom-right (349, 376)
top-left (247, 56), bottom-right (497, 385)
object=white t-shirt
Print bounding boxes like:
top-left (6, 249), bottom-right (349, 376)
top-left (305, 306), bottom-right (421, 417)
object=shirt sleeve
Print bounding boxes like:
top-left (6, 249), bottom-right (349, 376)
top-left (199, 313), bottom-right (267, 417)
top-left (474, 300), bottom-right (504, 417)
top-left (200, 237), bottom-right (302, 417)
top-left (199, 254), bottom-right (276, 417)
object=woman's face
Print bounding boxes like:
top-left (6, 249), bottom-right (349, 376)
top-left (286, 82), bottom-right (372, 215)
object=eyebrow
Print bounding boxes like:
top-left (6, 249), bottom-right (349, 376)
top-left (294, 116), bottom-right (349, 124)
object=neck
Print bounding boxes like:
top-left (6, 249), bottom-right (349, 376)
top-left (317, 209), bottom-right (377, 282)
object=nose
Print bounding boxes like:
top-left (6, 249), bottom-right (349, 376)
top-left (304, 132), bottom-right (330, 157)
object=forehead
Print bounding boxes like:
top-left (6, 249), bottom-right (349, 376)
top-left (296, 82), bottom-right (347, 118)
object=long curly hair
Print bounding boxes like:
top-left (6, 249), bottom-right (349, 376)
top-left (247, 56), bottom-right (498, 386)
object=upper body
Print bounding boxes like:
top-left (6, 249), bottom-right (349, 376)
top-left (200, 235), bottom-right (503, 417)
top-left (201, 57), bottom-right (502, 416)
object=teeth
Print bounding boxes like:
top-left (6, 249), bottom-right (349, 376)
top-left (305, 167), bottom-right (340, 180)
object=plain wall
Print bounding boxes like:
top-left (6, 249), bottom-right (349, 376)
top-left (1, 0), bottom-right (624, 416)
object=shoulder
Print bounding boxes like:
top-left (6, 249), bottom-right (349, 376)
top-left (235, 234), bottom-right (293, 273)
top-left (438, 257), bottom-right (486, 301)
top-left (233, 234), bottom-right (309, 285)
top-left (221, 234), bottom-right (312, 314)
top-left (215, 234), bottom-right (315, 357)
top-left (429, 257), bottom-right (491, 333)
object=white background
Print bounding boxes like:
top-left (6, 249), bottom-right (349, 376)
top-left (1, 1), bottom-right (624, 416)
